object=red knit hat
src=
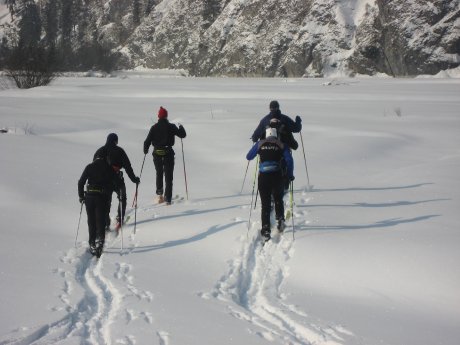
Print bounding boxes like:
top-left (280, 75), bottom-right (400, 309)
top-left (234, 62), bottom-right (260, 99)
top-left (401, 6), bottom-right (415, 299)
top-left (158, 106), bottom-right (168, 119)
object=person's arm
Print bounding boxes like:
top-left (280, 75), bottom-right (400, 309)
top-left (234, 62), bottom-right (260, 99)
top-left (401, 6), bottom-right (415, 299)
top-left (246, 142), bottom-right (259, 160)
top-left (121, 149), bottom-right (138, 183)
top-left (78, 166), bottom-right (89, 201)
top-left (283, 114), bottom-right (302, 133)
top-left (175, 124), bottom-right (186, 138)
top-left (143, 127), bottom-right (154, 154)
top-left (283, 146), bottom-right (294, 179)
top-left (251, 116), bottom-right (268, 142)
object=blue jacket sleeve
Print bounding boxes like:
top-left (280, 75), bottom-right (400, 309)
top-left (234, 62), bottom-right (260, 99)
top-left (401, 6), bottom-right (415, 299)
top-left (283, 146), bottom-right (294, 178)
top-left (246, 143), bottom-right (259, 160)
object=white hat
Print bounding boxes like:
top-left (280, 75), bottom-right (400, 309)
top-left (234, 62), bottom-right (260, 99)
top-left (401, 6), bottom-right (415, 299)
top-left (265, 127), bottom-right (277, 139)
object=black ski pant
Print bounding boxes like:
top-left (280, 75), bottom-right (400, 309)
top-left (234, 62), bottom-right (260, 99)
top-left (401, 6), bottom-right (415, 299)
top-left (153, 153), bottom-right (175, 203)
top-left (106, 172), bottom-right (126, 226)
top-left (85, 193), bottom-right (109, 247)
top-left (258, 171), bottom-right (285, 231)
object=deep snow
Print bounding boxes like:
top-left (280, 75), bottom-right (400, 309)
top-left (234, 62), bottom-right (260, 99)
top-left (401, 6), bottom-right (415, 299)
top-left (0, 73), bottom-right (459, 345)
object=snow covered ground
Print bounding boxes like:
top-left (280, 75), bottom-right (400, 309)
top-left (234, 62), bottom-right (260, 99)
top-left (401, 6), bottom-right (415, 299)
top-left (0, 73), bottom-right (459, 345)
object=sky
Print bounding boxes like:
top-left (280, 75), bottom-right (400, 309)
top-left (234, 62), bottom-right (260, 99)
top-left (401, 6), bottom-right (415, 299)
top-left (0, 69), bottom-right (459, 345)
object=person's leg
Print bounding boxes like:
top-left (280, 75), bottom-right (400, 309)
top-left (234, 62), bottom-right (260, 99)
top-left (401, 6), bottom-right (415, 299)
top-left (272, 173), bottom-right (286, 231)
top-left (118, 181), bottom-right (127, 223)
top-left (95, 196), bottom-right (106, 248)
top-left (258, 174), bottom-right (272, 239)
top-left (153, 155), bottom-right (164, 196)
top-left (85, 195), bottom-right (97, 249)
top-left (104, 191), bottom-right (113, 229)
top-left (163, 154), bottom-right (175, 203)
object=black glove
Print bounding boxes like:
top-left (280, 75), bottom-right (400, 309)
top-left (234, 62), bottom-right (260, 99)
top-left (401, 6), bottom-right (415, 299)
top-left (134, 176), bottom-right (140, 184)
top-left (143, 148), bottom-right (148, 155)
top-left (79, 197), bottom-right (85, 204)
top-left (295, 116), bottom-right (302, 125)
top-left (290, 176), bottom-right (295, 181)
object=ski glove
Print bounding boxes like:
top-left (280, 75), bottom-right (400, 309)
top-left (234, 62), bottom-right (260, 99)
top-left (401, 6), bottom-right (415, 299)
top-left (295, 116), bottom-right (302, 125)
top-left (134, 176), bottom-right (140, 184)
top-left (79, 197), bottom-right (85, 204)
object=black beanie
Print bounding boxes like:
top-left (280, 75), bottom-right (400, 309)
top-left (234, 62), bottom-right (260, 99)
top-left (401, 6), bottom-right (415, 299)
top-left (106, 133), bottom-right (118, 145)
top-left (269, 100), bottom-right (280, 109)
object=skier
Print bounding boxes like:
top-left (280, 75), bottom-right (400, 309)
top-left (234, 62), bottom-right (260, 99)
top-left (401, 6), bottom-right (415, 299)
top-left (94, 133), bottom-right (140, 230)
top-left (78, 157), bottom-right (121, 257)
top-left (143, 106), bottom-right (186, 204)
top-left (251, 100), bottom-right (302, 149)
top-left (246, 126), bottom-right (294, 242)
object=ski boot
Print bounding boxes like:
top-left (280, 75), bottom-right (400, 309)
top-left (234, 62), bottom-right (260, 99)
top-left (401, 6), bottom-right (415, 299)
top-left (277, 218), bottom-right (286, 233)
top-left (157, 195), bottom-right (165, 204)
top-left (95, 239), bottom-right (104, 258)
top-left (89, 242), bottom-right (97, 256)
top-left (261, 225), bottom-right (271, 243)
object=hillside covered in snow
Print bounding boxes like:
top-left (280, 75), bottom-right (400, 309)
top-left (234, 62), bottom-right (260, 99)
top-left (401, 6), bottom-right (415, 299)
top-left (1, 0), bottom-right (459, 76)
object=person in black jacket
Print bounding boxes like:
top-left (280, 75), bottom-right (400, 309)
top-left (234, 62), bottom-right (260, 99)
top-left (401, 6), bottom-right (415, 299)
top-left (78, 157), bottom-right (121, 257)
top-left (94, 133), bottom-right (140, 230)
top-left (143, 106), bottom-right (186, 204)
top-left (253, 101), bottom-right (300, 191)
top-left (251, 100), bottom-right (301, 150)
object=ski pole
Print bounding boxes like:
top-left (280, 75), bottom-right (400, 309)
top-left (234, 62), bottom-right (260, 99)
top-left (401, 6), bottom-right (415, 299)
top-left (119, 190), bottom-right (124, 252)
top-left (181, 138), bottom-right (189, 200)
top-left (133, 182), bottom-right (139, 235)
top-left (75, 201), bottom-right (84, 248)
top-left (240, 160), bottom-right (250, 194)
top-left (132, 154), bottom-right (146, 207)
top-left (247, 157), bottom-right (259, 235)
top-left (290, 180), bottom-right (295, 240)
top-left (139, 153), bottom-right (146, 179)
top-left (299, 131), bottom-right (311, 190)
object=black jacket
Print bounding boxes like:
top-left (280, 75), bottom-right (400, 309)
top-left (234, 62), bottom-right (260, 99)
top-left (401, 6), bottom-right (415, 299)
top-left (143, 119), bottom-right (186, 154)
top-left (251, 110), bottom-right (302, 149)
top-left (78, 158), bottom-right (120, 199)
top-left (93, 143), bottom-right (137, 183)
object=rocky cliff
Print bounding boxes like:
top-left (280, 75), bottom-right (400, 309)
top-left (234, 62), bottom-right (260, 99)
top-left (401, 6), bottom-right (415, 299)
top-left (2, 0), bottom-right (459, 76)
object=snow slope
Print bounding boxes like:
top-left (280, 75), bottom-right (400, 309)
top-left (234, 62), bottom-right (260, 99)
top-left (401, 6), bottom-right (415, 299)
top-left (0, 74), bottom-right (459, 345)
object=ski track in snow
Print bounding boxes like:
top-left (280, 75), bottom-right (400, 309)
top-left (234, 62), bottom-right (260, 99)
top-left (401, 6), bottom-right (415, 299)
top-left (1, 193), bottom-right (354, 344)
top-left (204, 192), bottom-right (353, 345)
top-left (0, 231), bottom-right (154, 345)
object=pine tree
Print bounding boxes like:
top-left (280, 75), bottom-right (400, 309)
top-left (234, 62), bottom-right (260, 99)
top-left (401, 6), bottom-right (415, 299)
top-left (59, 0), bottom-right (74, 68)
top-left (18, 0), bottom-right (41, 48)
top-left (43, 0), bottom-right (58, 47)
